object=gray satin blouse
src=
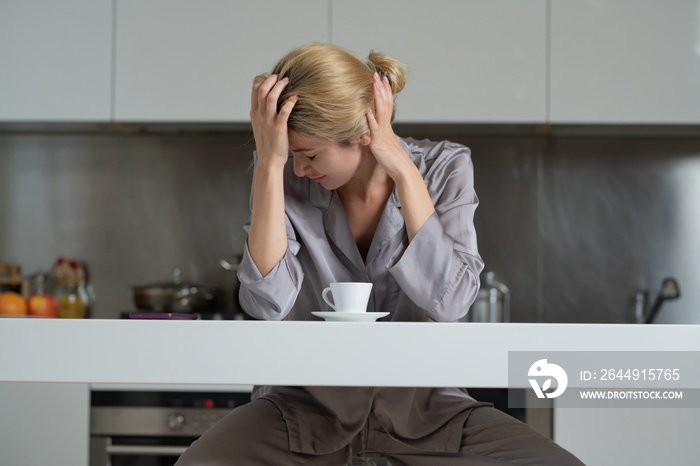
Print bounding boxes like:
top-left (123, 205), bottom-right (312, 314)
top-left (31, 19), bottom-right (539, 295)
top-left (238, 137), bottom-right (486, 455)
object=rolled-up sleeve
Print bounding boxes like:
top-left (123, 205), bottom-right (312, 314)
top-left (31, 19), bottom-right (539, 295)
top-left (387, 145), bottom-right (484, 322)
top-left (237, 218), bottom-right (304, 321)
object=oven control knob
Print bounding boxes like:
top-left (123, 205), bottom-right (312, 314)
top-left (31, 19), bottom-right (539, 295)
top-left (167, 413), bottom-right (186, 431)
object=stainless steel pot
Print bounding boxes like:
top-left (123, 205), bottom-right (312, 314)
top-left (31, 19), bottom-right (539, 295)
top-left (133, 268), bottom-right (221, 312)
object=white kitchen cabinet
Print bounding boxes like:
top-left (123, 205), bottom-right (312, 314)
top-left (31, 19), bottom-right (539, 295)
top-left (0, 382), bottom-right (90, 466)
top-left (114, 0), bottom-right (328, 122)
top-left (332, 0), bottom-right (548, 123)
top-left (0, 0), bottom-right (112, 122)
top-left (550, 0), bottom-right (700, 124)
top-left (554, 406), bottom-right (700, 464)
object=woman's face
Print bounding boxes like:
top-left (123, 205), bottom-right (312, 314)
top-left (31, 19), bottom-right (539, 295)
top-left (288, 130), bottom-right (366, 190)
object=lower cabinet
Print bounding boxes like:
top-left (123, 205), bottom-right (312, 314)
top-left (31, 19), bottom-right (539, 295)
top-left (554, 405), bottom-right (700, 464)
top-left (0, 382), bottom-right (90, 466)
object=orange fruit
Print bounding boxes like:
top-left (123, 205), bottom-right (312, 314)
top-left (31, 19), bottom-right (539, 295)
top-left (0, 291), bottom-right (28, 315)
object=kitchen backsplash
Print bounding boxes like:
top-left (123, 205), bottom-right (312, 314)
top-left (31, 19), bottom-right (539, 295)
top-left (1, 128), bottom-right (698, 323)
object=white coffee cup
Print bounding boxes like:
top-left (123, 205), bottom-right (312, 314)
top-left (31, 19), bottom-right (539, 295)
top-left (322, 282), bottom-right (373, 313)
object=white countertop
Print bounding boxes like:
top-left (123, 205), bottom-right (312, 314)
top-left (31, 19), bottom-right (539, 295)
top-left (2, 319), bottom-right (699, 387)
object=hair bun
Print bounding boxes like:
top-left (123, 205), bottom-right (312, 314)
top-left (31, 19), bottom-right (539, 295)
top-left (367, 51), bottom-right (406, 95)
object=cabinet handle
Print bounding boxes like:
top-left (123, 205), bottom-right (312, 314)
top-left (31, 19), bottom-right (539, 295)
top-left (106, 444), bottom-right (188, 456)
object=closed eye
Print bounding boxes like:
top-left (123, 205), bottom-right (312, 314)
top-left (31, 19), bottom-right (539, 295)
top-left (290, 148), bottom-right (317, 161)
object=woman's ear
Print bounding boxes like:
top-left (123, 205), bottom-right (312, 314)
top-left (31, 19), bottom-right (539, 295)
top-left (359, 132), bottom-right (371, 146)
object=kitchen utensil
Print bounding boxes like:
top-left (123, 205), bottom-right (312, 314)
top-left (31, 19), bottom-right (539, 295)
top-left (219, 254), bottom-right (244, 316)
top-left (636, 277), bottom-right (681, 324)
top-left (133, 268), bottom-right (220, 312)
top-left (218, 255), bottom-right (243, 273)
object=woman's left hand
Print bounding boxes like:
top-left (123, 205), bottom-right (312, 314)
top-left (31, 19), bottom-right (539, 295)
top-left (366, 73), bottom-right (411, 180)
top-left (366, 73), bottom-right (436, 241)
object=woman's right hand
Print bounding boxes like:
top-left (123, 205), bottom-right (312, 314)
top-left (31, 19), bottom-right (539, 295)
top-left (250, 75), bottom-right (297, 167)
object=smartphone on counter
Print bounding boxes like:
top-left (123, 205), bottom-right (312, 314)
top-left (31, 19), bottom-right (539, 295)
top-left (129, 312), bottom-right (198, 320)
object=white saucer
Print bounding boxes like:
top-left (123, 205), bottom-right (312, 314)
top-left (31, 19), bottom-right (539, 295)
top-left (311, 311), bottom-right (389, 322)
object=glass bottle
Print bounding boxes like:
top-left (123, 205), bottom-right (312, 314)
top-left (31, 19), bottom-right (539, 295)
top-left (52, 258), bottom-right (88, 319)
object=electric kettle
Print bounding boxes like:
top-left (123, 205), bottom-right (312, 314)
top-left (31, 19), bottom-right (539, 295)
top-left (469, 271), bottom-right (510, 322)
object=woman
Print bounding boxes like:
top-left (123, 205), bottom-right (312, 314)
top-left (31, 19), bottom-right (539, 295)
top-left (176, 43), bottom-right (583, 465)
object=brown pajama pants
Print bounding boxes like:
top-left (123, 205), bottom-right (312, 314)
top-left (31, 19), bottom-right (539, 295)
top-left (175, 398), bottom-right (584, 466)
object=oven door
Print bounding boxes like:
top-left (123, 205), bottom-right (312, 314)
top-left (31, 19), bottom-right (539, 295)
top-left (90, 406), bottom-right (233, 466)
top-left (90, 436), bottom-right (190, 466)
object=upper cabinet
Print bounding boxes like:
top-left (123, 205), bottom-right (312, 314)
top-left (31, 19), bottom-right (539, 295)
top-left (3, 1), bottom-right (699, 125)
top-left (0, 0), bottom-right (112, 122)
top-left (550, 0), bottom-right (700, 124)
top-left (114, 0), bottom-right (328, 122)
top-left (332, 0), bottom-right (547, 124)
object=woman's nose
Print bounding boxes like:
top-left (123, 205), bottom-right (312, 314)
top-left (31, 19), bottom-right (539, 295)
top-left (293, 155), bottom-right (310, 177)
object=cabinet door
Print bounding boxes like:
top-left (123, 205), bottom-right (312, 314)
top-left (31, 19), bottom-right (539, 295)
top-left (0, 383), bottom-right (90, 466)
top-left (554, 406), bottom-right (700, 465)
top-left (332, 0), bottom-right (547, 123)
top-left (115, 0), bottom-right (328, 122)
top-left (550, 0), bottom-right (700, 124)
top-left (0, 0), bottom-right (112, 121)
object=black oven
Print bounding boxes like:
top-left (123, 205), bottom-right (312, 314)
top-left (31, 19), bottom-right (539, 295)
top-left (90, 389), bottom-right (251, 466)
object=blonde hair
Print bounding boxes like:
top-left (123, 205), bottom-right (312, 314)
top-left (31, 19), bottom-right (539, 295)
top-left (255, 43), bottom-right (406, 145)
